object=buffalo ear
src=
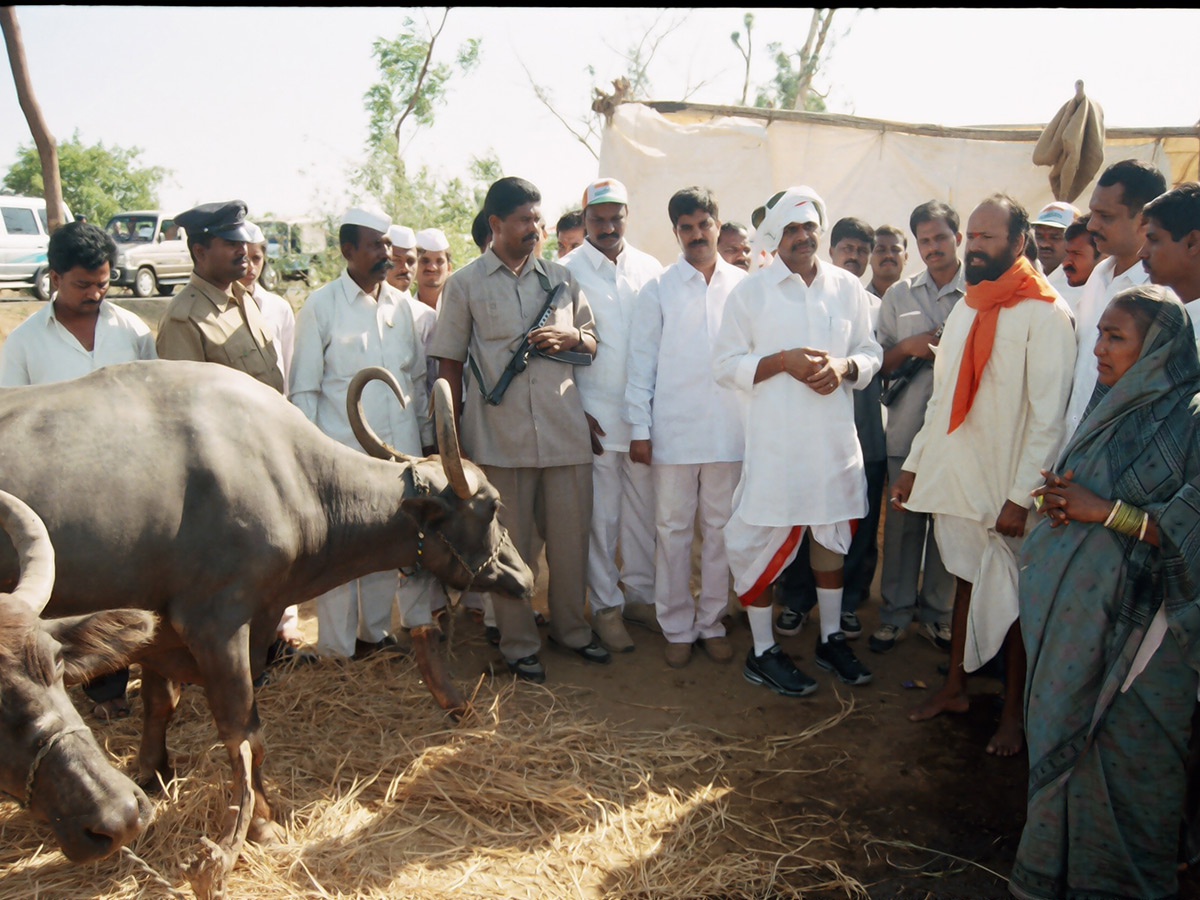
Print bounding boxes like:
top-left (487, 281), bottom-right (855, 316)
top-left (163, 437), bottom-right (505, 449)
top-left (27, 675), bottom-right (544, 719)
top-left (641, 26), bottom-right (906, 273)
top-left (43, 610), bottom-right (157, 686)
top-left (403, 495), bottom-right (452, 528)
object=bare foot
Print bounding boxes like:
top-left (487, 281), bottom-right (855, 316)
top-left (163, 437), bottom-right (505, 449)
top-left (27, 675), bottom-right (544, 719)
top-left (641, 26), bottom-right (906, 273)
top-left (92, 697), bottom-right (131, 722)
top-left (986, 715), bottom-right (1025, 756)
top-left (908, 686), bottom-right (969, 722)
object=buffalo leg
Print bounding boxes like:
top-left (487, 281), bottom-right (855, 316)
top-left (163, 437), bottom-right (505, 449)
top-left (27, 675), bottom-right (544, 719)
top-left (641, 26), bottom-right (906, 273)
top-left (196, 624), bottom-right (283, 846)
top-left (137, 668), bottom-right (180, 791)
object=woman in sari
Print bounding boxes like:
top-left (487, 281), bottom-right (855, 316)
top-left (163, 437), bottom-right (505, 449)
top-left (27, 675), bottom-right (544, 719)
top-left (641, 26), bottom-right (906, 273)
top-left (1012, 284), bottom-right (1200, 900)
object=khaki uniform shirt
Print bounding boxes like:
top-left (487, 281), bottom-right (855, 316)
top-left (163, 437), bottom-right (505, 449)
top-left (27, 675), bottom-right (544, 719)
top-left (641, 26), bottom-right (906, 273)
top-left (429, 249), bottom-right (596, 468)
top-left (156, 273), bottom-right (284, 393)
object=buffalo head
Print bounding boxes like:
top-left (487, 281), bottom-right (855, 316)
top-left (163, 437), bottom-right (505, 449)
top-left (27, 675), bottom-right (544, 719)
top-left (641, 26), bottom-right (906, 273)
top-left (0, 490), bottom-right (156, 861)
top-left (347, 369), bottom-right (535, 602)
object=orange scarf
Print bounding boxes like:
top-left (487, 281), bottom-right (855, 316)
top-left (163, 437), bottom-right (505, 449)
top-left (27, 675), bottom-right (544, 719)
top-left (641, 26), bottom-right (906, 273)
top-left (948, 255), bottom-right (1057, 433)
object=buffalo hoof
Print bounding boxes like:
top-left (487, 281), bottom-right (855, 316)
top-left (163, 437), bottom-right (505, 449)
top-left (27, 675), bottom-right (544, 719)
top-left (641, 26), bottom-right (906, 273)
top-left (137, 768), bottom-right (174, 794)
top-left (248, 817), bottom-right (286, 846)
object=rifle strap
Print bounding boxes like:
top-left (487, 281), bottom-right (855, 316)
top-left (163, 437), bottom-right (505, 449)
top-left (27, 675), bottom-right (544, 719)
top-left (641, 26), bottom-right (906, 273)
top-left (466, 264), bottom-right (559, 400)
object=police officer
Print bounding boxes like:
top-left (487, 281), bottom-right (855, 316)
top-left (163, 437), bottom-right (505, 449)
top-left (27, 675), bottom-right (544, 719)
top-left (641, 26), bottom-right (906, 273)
top-left (156, 200), bottom-right (283, 392)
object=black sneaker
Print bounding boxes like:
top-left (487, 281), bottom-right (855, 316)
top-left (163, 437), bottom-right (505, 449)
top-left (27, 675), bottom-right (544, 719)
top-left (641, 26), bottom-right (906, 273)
top-left (840, 611), bottom-right (862, 639)
top-left (506, 654), bottom-right (546, 684)
top-left (775, 608), bottom-right (807, 636)
top-left (814, 632), bottom-right (873, 685)
top-left (550, 635), bottom-right (611, 665)
top-left (743, 645), bottom-right (818, 697)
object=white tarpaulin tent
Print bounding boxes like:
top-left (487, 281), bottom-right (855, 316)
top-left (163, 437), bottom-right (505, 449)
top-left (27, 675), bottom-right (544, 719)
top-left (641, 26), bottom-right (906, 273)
top-left (598, 101), bottom-right (1199, 270)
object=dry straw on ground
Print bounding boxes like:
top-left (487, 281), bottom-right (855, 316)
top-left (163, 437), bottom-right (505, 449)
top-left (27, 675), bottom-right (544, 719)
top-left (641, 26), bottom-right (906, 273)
top-left (0, 651), bottom-right (866, 899)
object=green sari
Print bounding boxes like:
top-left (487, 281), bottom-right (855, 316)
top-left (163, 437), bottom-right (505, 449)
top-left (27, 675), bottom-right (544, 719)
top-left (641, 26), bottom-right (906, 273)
top-left (1012, 296), bottom-right (1200, 900)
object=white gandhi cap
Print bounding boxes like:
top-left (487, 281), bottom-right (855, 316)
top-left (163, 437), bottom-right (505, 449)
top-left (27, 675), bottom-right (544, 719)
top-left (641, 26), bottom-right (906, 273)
top-left (415, 227), bottom-right (449, 252)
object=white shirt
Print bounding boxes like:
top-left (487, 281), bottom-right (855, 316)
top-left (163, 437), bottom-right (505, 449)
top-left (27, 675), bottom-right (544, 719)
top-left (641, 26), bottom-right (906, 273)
top-left (563, 239), bottom-right (663, 451)
top-left (1187, 298), bottom-right (1200, 344)
top-left (405, 294), bottom-right (438, 394)
top-left (290, 271), bottom-right (432, 455)
top-left (904, 294), bottom-right (1077, 522)
top-left (249, 284), bottom-right (296, 384)
top-left (713, 256), bottom-right (882, 526)
top-left (1063, 256), bottom-right (1149, 441)
top-left (1046, 264), bottom-right (1084, 315)
top-left (625, 255), bottom-right (745, 464)
top-left (0, 299), bottom-right (156, 386)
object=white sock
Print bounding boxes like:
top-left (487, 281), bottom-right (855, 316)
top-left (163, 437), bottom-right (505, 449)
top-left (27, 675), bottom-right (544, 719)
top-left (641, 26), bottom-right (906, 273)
top-left (816, 586), bottom-right (843, 643)
top-left (747, 604), bottom-right (775, 656)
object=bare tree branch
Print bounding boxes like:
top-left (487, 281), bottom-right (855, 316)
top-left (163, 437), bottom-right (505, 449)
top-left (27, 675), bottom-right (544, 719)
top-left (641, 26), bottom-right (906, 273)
top-left (793, 9), bottom-right (835, 111)
top-left (393, 6), bottom-right (450, 143)
top-left (518, 57), bottom-right (599, 160)
top-left (1, 6), bottom-right (65, 229)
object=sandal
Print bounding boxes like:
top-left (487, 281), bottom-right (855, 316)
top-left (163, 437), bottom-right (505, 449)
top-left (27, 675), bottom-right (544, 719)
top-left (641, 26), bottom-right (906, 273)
top-left (92, 698), bottom-right (131, 722)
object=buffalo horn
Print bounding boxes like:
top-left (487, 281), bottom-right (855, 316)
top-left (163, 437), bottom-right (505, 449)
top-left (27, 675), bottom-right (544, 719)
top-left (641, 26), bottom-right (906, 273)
top-left (433, 379), bottom-right (474, 499)
top-left (346, 367), bottom-right (414, 462)
top-left (0, 490), bottom-right (55, 615)
top-left (410, 624), bottom-right (467, 717)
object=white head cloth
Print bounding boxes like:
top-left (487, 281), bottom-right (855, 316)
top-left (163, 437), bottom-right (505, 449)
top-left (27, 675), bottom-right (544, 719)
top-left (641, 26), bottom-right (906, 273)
top-left (415, 227), bottom-right (449, 252)
top-left (749, 185), bottom-right (828, 259)
top-left (341, 205), bottom-right (392, 234)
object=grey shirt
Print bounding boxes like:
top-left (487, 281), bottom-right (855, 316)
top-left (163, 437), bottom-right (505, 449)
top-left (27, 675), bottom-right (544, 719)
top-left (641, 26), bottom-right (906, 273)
top-left (429, 249), bottom-right (596, 468)
top-left (876, 264), bottom-right (966, 458)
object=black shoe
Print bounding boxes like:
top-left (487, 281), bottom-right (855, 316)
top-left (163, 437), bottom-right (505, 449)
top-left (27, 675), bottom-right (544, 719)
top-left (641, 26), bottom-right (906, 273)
top-left (353, 634), bottom-right (406, 661)
top-left (266, 637), bottom-right (319, 669)
top-left (840, 611), bottom-right (862, 639)
top-left (551, 635), bottom-right (611, 665)
top-left (814, 632), bottom-right (873, 685)
top-left (485, 625), bottom-right (501, 647)
top-left (775, 608), bottom-right (807, 636)
top-left (743, 644), bottom-right (818, 697)
top-left (506, 654), bottom-right (546, 684)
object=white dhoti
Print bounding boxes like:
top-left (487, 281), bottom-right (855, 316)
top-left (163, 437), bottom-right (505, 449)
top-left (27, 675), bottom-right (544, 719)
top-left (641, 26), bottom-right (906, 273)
top-left (724, 510), bottom-right (853, 603)
top-left (932, 513), bottom-right (1023, 672)
top-left (315, 570), bottom-right (444, 657)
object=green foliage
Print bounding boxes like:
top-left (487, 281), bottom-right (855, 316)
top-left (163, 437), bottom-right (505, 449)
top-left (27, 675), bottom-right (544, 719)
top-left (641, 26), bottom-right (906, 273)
top-left (348, 13), bottom-right (492, 273)
top-left (348, 145), bottom-right (501, 272)
top-left (3, 130), bottom-right (168, 223)
top-left (364, 18), bottom-right (480, 148)
top-left (754, 42), bottom-right (827, 112)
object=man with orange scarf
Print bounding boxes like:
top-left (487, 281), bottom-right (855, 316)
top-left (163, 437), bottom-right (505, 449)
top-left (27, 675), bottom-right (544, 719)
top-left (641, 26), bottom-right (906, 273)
top-left (890, 195), bottom-right (1075, 755)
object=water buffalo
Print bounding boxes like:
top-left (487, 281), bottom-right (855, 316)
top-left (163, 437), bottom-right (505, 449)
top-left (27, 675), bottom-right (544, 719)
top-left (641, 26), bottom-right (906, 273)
top-left (0, 489), bottom-right (157, 861)
top-left (0, 360), bottom-right (533, 871)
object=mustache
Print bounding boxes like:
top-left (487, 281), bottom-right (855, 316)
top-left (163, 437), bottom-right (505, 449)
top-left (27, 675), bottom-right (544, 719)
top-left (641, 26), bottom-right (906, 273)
top-left (372, 258), bottom-right (394, 273)
top-left (965, 252), bottom-right (989, 266)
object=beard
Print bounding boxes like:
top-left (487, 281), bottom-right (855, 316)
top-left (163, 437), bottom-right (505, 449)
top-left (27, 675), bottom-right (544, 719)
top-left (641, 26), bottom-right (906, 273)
top-left (964, 245), bottom-right (1018, 285)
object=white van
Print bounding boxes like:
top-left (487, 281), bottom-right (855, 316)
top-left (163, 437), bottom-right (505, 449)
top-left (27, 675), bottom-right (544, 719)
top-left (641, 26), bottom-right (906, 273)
top-left (0, 195), bottom-right (74, 300)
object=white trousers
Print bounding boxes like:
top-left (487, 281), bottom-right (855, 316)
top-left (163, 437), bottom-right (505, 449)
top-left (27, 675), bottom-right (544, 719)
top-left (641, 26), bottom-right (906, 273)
top-left (652, 461), bottom-right (740, 644)
top-left (315, 570), bottom-right (445, 657)
top-left (588, 449), bottom-right (656, 612)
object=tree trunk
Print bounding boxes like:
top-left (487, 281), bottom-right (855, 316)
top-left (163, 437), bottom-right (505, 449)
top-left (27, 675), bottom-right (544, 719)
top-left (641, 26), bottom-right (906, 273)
top-left (1, 7), bottom-right (66, 231)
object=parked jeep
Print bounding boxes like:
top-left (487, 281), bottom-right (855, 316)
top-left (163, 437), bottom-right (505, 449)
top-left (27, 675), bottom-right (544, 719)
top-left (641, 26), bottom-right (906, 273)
top-left (257, 218), bottom-right (328, 290)
top-left (106, 210), bottom-right (192, 297)
top-left (0, 195), bottom-right (74, 300)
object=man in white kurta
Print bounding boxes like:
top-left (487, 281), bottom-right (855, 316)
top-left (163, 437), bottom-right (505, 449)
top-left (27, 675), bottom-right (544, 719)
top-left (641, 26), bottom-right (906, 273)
top-left (564, 178), bottom-right (664, 652)
top-left (891, 196), bottom-right (1076, 755)
top-left (625, 187), bottom-right (744, 668)
top-left (1063, 161), bottom-right (1165, 442)
top-left (713, 187), bottom-right (881, 697)
top-left (290, 207), bottom-right (438, 659)
top-left (0, 220), bottom-right (156, 720)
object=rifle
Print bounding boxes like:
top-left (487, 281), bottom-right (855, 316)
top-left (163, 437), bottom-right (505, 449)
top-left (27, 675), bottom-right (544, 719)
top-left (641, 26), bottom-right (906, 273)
top-left (879, 324), bottom-right (943, 407)
top-left (469, 281), bottom-right (592, 406)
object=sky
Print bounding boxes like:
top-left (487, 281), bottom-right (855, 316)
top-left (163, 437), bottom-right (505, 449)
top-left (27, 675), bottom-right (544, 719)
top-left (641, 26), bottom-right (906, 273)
top-left (2, 7), bottom-right (1198, 226)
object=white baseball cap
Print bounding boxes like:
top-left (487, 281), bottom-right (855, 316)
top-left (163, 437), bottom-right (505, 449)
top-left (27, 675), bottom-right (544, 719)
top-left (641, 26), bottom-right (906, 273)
top-left (1033, 201), bottom-right (1079, 230)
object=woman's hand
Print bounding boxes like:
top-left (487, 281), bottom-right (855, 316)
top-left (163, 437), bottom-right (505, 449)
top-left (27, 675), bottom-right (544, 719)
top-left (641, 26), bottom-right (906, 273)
top-left (1032, 469), bottom-right (1112, 527)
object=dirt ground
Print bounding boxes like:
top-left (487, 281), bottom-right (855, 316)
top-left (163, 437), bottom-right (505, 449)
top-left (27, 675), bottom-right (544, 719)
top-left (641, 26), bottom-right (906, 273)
top-left (2, 289), bottom-right (1197, 898)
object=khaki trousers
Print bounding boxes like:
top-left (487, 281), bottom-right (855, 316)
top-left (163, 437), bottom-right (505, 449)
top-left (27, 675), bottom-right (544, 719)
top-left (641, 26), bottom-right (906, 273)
top-left (482, 463), bottom-right (594, 661)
